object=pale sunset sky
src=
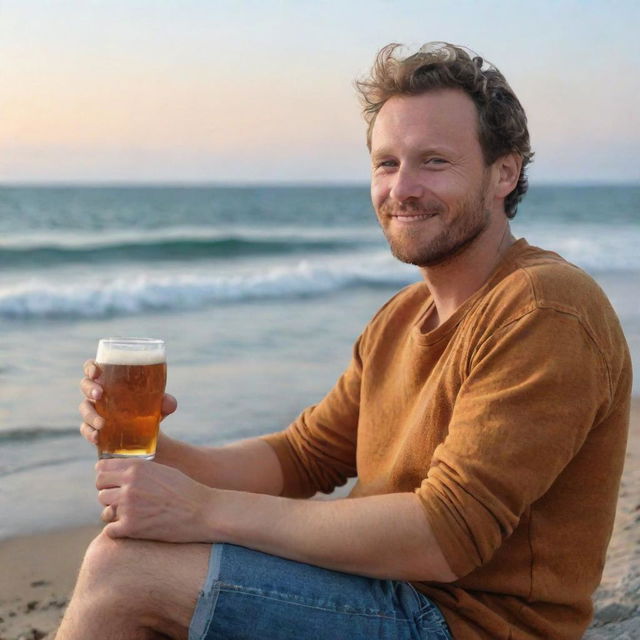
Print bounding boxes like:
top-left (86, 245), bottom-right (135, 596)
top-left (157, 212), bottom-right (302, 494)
top-left (1, 0), bottom-right (638, 184)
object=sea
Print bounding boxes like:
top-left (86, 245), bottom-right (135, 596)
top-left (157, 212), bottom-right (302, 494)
top-left (0, 184), bottom-right (638, 540)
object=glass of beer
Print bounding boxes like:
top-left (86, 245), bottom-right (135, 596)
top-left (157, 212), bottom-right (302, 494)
top-left (95, 337), bottom-right (167, 460)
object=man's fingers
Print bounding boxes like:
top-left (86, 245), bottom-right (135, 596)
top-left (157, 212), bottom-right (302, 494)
top-left (100, 504), bottom-right (117, 523)
top-left (160, 393), bottom-right (178, 419)
top-left (97, 488), bottom-right (119, 506)
top-left (80, 377), bottom-right (103, 402)
top-left (79, 361), bottom-right (104, 447)
top-left (95, 458), bottom-right (144, 488)
top-left (80, 422), bottom-right (99, 445)
top-left (78, 399), bottom-right (104, 428)
top-left (103, 521), bottom-right (126, 538)
top-left (83, 360), bottom-right (101, 379)
top-left (96, 458), bottom-right (142, 473)
top-left (95, 470), bottom-right (128, 490)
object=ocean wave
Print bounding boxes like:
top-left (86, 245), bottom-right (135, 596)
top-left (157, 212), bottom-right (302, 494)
top-left (513, 224), bottom-right (640, 273)
top-left (0, 227), bottom-right (382, 268)
top-left (0, 426), bottom-right (79, 443)
top-left (0, 236), bottom-right (371, 269)
top-left (0, 454), bottom-right (86, 479)
top-left (0, 256), bottom-right (417, 319)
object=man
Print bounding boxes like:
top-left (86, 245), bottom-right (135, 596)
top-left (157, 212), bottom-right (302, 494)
top-left (58, 42), bottom-right (631, 640)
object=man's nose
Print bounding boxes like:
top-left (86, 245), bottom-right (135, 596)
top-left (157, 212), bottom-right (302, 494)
top-left (389, 166), bottom-right (425, 202)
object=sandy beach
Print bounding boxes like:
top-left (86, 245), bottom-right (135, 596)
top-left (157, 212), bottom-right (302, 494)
top-left (1, 399), bottom-right (638, 640)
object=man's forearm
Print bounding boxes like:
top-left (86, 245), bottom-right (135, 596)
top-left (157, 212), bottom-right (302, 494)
top-left (155, 432), bottom-right (284, 495)
top-left (206, 489), bottom-right (457, 583)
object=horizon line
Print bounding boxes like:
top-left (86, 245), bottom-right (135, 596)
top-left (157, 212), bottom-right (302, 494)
top-left (0, 179), bottom-right (638, 189)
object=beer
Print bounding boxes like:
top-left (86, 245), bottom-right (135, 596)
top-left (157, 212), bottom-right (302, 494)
top-left (95, 338), bottom-right (166, 460)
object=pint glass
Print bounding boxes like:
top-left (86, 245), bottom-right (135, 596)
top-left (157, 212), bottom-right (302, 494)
top-left (95, 338), bottom-right (167, 460)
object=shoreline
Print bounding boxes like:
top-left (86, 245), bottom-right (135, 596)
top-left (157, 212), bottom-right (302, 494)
top-left (1, 399), bottom-right (638, 639)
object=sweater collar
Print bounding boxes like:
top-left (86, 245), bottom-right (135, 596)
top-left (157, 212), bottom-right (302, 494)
top-left (412, 238), bottom-right (531, 346)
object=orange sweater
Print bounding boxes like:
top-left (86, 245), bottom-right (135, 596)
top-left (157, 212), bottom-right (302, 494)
top-left (262, 239), bottom-right (631, 640)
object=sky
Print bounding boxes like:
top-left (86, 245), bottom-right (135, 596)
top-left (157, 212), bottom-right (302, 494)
top-left (1, 0), bottom-right (639, 185)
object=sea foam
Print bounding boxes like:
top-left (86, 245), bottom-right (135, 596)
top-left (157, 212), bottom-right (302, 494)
top-left (0, 254), bottom-right (416, 320)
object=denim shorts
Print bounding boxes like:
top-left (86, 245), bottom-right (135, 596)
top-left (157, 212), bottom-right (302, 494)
top-left (189, 543), bottom-right (453, 640)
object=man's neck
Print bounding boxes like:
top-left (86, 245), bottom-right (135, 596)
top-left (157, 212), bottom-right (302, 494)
top-left (420, 221), bottom-right (515, 330)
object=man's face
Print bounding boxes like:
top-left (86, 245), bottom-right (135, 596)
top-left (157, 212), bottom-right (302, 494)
top-left (370, 89), bottom-right (494, 267)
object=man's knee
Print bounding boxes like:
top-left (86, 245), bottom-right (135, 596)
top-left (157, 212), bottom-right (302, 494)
top-left (73, 532), bottom-right (141, 611)
top-left (81, 531), bottom-right (133, 582)
top-left (75, 532), bottom-right (211, 635)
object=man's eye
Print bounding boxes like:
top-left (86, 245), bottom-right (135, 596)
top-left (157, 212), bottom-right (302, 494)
top-left (374, 160), bottom-right (397, 170)
top-left (426, 158), bottom-right (447, 165)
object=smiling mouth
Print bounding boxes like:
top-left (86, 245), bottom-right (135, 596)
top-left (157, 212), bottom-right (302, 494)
top-left (391, 213), bottom-right (438, 221)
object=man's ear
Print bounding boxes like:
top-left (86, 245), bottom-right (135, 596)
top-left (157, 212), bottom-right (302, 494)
top-left (493, 153), bottom-right (522, 199)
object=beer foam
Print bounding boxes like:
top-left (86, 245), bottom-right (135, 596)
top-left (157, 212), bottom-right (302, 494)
top-left (96, 340), bottom-right (166, 365)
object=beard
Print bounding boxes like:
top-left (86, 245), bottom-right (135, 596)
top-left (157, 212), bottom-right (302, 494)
top-left (377, 180), bottom-right (491, 268)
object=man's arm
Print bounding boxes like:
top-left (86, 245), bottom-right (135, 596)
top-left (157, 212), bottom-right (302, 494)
top-left (209, 486), bottom-right (458, 582)
top-left (95, 457), bottom-right (457, 583)
top-left (155, 432), bottom-right (284, 496)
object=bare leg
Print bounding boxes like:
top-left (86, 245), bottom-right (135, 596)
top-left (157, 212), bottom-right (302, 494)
top-left (55, 532), bottom-right (211, 640)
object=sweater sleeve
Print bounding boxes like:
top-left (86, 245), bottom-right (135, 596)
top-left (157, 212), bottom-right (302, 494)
top-left (415, 307), bottom-right (611, 579)
top-left (260, 335), bottom-right (363, 498)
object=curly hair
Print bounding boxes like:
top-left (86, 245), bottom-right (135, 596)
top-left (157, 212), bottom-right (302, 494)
top-left (355, 42), bottom-right (534, 218)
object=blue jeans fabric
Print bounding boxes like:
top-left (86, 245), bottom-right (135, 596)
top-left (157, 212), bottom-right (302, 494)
top-left (189, 543), bottom-right (453, 640)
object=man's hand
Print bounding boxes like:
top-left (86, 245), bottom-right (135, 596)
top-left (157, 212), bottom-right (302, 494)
top-left (96, 459), bottom-right (215, 542)
top-left (79, 359), bottom-right (177, 446)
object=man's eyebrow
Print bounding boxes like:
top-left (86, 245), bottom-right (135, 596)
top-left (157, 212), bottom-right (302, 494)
top-left (371, 145), bottom-right (455, 159)
top-left (370, 147), bottom-right (394, 160)
top-left (371, 147), bottom-right (394, 161)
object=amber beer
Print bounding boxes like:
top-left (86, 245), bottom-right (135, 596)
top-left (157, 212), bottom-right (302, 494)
top-left (95, 338), bottom-right (167, 460)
